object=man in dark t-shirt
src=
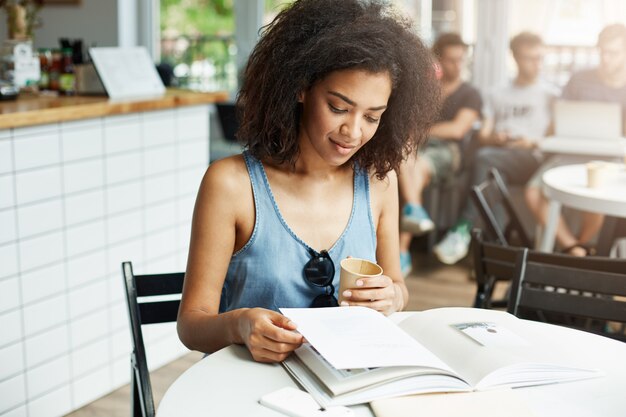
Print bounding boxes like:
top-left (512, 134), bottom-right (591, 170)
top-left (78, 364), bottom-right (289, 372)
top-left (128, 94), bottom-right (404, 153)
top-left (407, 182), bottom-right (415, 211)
top-left (398, 33), bottom-right (482, 274)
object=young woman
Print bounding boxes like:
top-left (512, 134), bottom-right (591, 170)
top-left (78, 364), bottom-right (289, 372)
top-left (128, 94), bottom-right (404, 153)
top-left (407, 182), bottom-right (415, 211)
top-left (177, 0), bottom-right (439, 363)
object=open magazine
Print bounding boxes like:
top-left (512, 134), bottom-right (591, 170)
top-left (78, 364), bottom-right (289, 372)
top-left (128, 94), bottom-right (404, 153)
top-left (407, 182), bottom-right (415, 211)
top-left (279, 307), bottom-right (602, 407)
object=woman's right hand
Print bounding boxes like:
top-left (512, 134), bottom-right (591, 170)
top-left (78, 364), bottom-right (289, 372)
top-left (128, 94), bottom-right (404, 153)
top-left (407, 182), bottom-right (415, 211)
top-left (237, 308), bottom-right (304, 363)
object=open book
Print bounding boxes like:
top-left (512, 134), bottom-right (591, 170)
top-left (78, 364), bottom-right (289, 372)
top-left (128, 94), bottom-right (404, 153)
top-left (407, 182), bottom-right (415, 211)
top-left (279, 307), bottom-right (601, 407)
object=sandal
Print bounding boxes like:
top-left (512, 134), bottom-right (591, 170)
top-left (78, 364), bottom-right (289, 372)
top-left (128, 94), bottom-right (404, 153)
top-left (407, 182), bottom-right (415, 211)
top-left (561, 243), bottom-right (597, 257)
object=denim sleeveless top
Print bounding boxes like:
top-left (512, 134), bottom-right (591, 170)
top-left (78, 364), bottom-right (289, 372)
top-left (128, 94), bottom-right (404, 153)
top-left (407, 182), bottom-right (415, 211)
top-left (218, 151), bottom-right (378, 312)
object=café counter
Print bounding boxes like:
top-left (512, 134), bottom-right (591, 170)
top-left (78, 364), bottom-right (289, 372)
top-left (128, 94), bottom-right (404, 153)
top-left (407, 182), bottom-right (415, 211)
top-left (0, 90), bottom-right (226, 416)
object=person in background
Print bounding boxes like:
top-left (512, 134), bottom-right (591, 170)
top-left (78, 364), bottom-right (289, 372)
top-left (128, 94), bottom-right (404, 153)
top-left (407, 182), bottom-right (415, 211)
top-left (525, 23), bottom-right (626, 256)
top-left (177, 0), bottom-right (440, 363)
top-left (433, 32), bottom-right (559, 264)
top-left (398, 32), bottom-right (482, 274)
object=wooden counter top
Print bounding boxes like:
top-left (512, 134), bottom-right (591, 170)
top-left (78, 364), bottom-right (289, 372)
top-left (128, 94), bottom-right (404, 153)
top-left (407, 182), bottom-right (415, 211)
top-left (0, 89), bottom-right (230, 129)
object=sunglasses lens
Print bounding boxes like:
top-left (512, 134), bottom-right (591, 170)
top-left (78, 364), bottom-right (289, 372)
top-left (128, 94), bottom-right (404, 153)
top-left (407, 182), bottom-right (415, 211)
top-left (304, 254), bottom-right (334, 286)
top-left (310, 294), bottom-right (339, 308)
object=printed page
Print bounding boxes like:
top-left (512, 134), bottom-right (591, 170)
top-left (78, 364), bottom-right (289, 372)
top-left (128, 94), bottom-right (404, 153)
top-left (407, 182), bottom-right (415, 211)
top-left (399, 307), bottom-right (601, 388)
top-left (280, 307), bottom-right (453, 371)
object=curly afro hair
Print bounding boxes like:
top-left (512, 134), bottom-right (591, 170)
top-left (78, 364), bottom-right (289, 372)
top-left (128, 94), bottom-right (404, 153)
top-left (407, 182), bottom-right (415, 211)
top-left (237, 0), bottom-right (440, 179)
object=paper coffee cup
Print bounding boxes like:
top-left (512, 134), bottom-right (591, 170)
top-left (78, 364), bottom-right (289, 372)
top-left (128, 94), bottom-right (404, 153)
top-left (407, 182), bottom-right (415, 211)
top-left (338, 258), bottom-right (383, 303)
top-left (586, 161), bottom-right (619, 188)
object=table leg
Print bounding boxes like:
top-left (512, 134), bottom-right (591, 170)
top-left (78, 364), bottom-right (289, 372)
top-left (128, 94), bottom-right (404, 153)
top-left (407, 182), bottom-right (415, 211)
top-left (539, 200), bottom-right (561, 252)
top-left (596, 216), bottom-right (626, 256)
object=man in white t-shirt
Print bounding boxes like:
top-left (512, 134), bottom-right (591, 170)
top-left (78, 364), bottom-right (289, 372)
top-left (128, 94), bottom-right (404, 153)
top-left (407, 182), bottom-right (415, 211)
top-left (434, 32), bottom-right (559, 264)
top-left (524, 24), bottom-right (626, 256)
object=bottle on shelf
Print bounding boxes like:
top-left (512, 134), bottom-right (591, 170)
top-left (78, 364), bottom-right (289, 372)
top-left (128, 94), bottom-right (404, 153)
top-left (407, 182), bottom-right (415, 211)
top-left (49, 49), bottom-right (62, 91)
top-left (38, 48), bottom-right (51, 90)
top-left (59, 48), bottom-right (76, 96)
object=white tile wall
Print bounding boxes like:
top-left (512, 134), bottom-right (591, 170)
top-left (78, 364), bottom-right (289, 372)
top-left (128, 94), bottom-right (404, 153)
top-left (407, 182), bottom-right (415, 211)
top-left (145, 200), bottom-right (177, 233)
top-left (178, 165), bottom-right (206, 196)
top-left (0, 137), bottom-right (12, 174)
top-left (20, 263), bottom-right (65, 305)
top-left (0, 342), bottom-right (24, 380)
top-left (26, 355), bottom-right (70, 398)
top-left (68, 279), bottom-right (108, 319)
top-left (13, 131), bottom-right (61, 171)
top-left (0, 244), bottom-right (19, 280)
top-left (0, 175), bottom-right (15, 209)
top-left (17, 199), bottom-right (63, 239)
top-left (24, 325), bottom-right (69, 369)
top-left (106, 180), bottom-right (142, 215)
top-left (0, 277), bottom-right (20, 312)
top-left (64, 190), bottom-right (105, 226)
top-left (26, 385), bottom-right (72, 417)
top-left (0, 309), bottom-right (22, 347)
top-left (23, 293), bottom-right (68, 337)
top-left (105, 152), bottom-right (142, 185)
top-left (145, 173), bottom-right (176, 204)
top-left (0, 374), bottom-right (26, 414)
top-left (145, 228), bottom-right (178, 261)
top-left (65, 220), bottom-right (106, 258)
top-left (0, 209), bottom-right (16, 244)
top-left (178, 106), bottom-right (209, 141)
top-left (104, 120), bottom-right (142, 155)
top-left (110, 327), bottom-right (131, 360)
top-left (71, 338), bottom-right (109, 378)
top-left (66, 251), bottom-right (107, 289)
top-left (0, 105), bottom-right (210, 417)
top-left (63, 159), bottom-right (104, 194)
top-left (69, 309), bottom-right (108, 350)
top-left (18, 232), bottom-right (64, 272)
top-left (111, 356), bottom-right (129, 389)
top-left (15, 166), bottom-right (62, 205)
top-left (143, 110), bottom-right (176, 147)
top-left (71, 367), bottom-right (111, 411)
top-left (178, 139), bottom-right (209, 167)
top-left (106, 239), bottom-right (143, 278)
top-left (61, 119), bottom-right (103, 162)
top-left (144, 145), bottom-right (176, 176)
top-left (1, 405), bottom-right (26, 417)
top-left (107, 210), bottom-right (142, 245)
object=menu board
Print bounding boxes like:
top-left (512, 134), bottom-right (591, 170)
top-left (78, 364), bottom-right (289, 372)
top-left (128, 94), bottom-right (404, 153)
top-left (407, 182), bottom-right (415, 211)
top-left (89, 47), bottom-right (165, 100)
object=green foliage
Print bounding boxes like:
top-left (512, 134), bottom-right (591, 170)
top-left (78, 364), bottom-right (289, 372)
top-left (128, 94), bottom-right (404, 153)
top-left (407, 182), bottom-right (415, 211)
top-left (160, 0), bottom-right (234, 35)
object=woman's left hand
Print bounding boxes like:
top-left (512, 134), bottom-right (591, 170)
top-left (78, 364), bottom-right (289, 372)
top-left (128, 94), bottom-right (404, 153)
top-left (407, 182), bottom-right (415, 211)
top-left (339, 275), bottom-right (402, 315)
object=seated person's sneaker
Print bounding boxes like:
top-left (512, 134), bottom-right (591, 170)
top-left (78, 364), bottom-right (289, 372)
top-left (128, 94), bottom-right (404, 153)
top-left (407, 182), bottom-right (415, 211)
top-left (434, 220), bottom-right (471, 265)
top-left (400, 203), bottom-right (435, 235)
top-left (400, 251), bottom-right (412, 277)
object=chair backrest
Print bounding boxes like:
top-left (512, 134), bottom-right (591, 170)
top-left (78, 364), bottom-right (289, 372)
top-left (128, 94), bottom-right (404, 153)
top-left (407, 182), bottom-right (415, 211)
top-left (471, 228), bottom-right (525, 309)
top-left (122, 261), bottom-right (185, 417)
top-left (215, 102), bottom-right (239, 143)
top-left (470, 168), bottom-right (532, 248)
top-left (508, 251), bottom-right (626, 342)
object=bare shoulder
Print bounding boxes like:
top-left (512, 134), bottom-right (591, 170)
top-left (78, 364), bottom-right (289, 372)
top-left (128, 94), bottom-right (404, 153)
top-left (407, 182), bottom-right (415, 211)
top-left (199, 154), bottom-right (250, 199)
top-left (368, 169), bottom-right (398, 218)
top-left (368, 169), bottom-right (397, 197)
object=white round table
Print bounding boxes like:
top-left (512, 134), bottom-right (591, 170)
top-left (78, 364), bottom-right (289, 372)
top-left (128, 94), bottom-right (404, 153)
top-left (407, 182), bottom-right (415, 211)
top-left (539, 164), bottom-right (626, 252)
top-left (156, 311), bottom-right (626, 417)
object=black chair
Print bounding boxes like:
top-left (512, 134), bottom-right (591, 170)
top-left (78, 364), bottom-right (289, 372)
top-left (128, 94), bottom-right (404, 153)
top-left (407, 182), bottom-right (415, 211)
top-left (122, 262), bottom-right (185, 417)
top-left (471, 228), bottom-right (524, 309)
top-left (215, 102), bottom-right (239, 143)
top-left (470, 168), bottom-right (532, 248)
top-left (508, 250), bottom-right (626, 342)
top-left (424, 129), bottom-right (480, 250)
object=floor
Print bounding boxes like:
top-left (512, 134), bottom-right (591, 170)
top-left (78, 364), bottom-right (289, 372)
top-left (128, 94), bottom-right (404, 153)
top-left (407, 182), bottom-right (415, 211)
top-left (66, 250), bottom-right (484, 417)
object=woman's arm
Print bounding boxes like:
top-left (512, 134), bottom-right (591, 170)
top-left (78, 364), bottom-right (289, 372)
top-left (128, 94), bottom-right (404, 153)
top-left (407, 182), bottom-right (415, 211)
top-left (177, 157), bottom-right (302, 362)
top-left (341, 170), bottom-right (408, 314)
